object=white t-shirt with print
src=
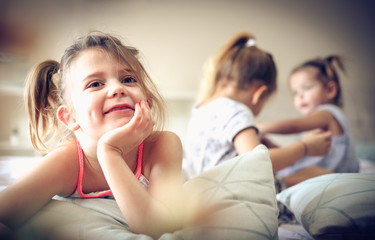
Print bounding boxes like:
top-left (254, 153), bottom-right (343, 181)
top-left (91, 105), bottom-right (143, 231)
top-left (183, 97), bottom-right (257, 179)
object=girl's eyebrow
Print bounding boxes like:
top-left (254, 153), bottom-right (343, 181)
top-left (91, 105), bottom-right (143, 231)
top-left (120, 67), bottom-right (133, 75)
top-left (81, 72), bottom-right (105, 82)
top-left (81, 67), bottom-right (133, 83)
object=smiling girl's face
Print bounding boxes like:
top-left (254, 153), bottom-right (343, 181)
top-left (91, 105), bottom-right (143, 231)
top-left (66, 48), bottom-right (147, 140)
top-left (289, 67), bottom-right (333, 116)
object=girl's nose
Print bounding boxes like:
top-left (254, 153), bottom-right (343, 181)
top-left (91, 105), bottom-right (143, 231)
top-left (296, 91), bottom-right (304, 100)
top-left (294, 92), bottom-right (303, 104)
top-left (108, 81), bottom-right (126, 97)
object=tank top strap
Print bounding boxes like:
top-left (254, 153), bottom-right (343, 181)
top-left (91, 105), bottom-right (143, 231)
top-left (75, 139), bottom-right (144, 199)
top-left (135, 142), bottom-right (144, 179)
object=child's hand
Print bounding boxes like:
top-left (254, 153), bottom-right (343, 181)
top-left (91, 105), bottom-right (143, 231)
top-left (98, 100), bottom-right (155, 156)
top-left (301, 129), bottom-right (332, 156)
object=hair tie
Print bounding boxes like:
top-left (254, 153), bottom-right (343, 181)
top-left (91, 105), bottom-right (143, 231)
top-left (246, 39), bottom-right (256, 47)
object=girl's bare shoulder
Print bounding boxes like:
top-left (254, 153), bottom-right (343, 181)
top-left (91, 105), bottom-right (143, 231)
top-left (40, 139), bottom-right (79, 194)
top-left (311, 109), bottom-right (337, 125)
top-left (47, 138), bottom-right (78, 163)
top-left (143, 131), bottom-right (182, 168)
top-left (149, 131), bottom-right (181, 151)
top-left (313, 109), bottom-right (343, 135)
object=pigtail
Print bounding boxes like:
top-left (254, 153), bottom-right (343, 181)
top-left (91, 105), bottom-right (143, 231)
top-left (325, 55), bottom-right (345, 81)
top-left (24, 60), bottom-right (61, 153)
top-left (325, 55), bottom-right (345, 107)
top-left (326, 55), bottom-right (345, 74)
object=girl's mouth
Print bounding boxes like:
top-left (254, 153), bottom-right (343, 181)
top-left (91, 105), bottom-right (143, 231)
top-left (300, 103), bottom-right (308, 108)
top-left (104, 104), bottom-right (134, 114)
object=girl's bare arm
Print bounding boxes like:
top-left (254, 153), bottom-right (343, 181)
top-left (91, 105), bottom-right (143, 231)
top-left (270, 129), bottom-right (332, 172)
top-left (98, 131), bottom-right (183, 239)
top-left (233, 127), bottom-right (304, 172)
top-left (97, 101), bottom-right (183, 238)
top-left (257, 110), bottom-right (334, 134)
top-left (233, 127), bottom-right (262, 155)
top-left (0, 142), bottom-right (78, 229)
top-left (233, 126), bottom-right (331, 173)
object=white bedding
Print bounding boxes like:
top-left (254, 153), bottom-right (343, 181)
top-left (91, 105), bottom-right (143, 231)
top-left (1, 154), bottom-right (374, 240)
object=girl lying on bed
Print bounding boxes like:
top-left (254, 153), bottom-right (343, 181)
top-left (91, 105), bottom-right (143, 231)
top-left (0, 31), bottom-right (183, 239)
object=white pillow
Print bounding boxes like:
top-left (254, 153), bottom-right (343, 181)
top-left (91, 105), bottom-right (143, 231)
top-left (162, 144), bottom-right (279, 240)
top-left (277, 173), bottom-right (375, 239)
top-left (17, 199), bottom-right (153, 240)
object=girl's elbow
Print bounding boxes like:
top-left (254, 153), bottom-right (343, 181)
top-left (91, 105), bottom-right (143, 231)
top-left (157, 212), bottom-right (183, 237)
top-left (132, 209), bottom-right (183, 239)
top-left (141, 222), bottom-right (181, 240)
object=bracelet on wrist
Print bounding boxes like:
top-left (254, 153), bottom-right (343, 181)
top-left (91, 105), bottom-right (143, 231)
top-left (300, 141), bottom-right (308, 156)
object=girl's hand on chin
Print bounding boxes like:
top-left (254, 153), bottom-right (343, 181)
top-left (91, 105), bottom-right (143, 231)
top-left (98, 100), bottom-right (155, 156)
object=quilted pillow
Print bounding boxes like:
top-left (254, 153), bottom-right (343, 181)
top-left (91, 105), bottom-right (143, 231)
top-left (277, 173), bottom-right (375, 239)
top-left (16, 199), bottom-right (154, 240)
top-left (162, 144), bottom-right (279, 240)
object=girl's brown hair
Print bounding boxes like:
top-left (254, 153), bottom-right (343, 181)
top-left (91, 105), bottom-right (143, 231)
top-left (199, 32), bottom-right (277, 103)
top-left (291, 55), bottom-right (345, 107)
top-left (25, 31), bottom-right (166, 153)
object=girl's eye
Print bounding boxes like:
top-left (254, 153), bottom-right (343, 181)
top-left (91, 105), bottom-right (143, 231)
top-left (122, 77), bottom-right (137, 84)
top-left (87, 81), bottom-right (103, 88)
top-left (292, 90), bottom-right (301, 97)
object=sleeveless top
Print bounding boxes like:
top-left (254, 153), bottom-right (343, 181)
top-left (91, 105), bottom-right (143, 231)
top-left (276, 104), bottom-right (359, 177)
top-left (70, 139), bottom-right (149, 199)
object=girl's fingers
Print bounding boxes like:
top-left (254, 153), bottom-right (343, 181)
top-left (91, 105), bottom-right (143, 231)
top-left (99, 100), bottom-right (155, 155)
top-left (128, 100), bottom-right (154, 135)
top-left (139, 100), bottom-right (155, 126)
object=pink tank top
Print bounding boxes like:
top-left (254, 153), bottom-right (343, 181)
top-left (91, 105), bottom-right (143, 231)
top-left (73, 139), bottom-right (148, 199)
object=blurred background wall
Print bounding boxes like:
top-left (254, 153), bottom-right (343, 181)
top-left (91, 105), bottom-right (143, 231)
top-left (0, 0), bottom-right (374, 159)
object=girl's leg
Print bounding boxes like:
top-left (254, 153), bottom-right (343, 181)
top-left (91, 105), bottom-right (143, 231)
top-left (285, 166), bottom-right (331, 187)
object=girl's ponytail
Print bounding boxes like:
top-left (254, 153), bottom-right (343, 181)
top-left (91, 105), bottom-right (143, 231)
top-left (24, 60), bottom-right (61, 153)
top-left (325, 55), bottom-right (345, 107)
top-left (199, 32), bottom-right (276, 103)
top-left (326, 55), bottom-right (345, 73)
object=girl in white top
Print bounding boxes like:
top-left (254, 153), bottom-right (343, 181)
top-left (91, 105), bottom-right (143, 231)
top-left (0, 31), bottom-right (183, 239)
top-left (258, 55), bottom-right (359, 182)
top-left (184, 32), bottom-right (332, 181)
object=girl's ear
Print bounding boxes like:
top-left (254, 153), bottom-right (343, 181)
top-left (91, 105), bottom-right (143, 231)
top-left (252, 85), bottom-right (268, 105)
top-left (57, 105), bottom-right (80, 131)
top-left (326, 81), bottom-right (338, 100)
